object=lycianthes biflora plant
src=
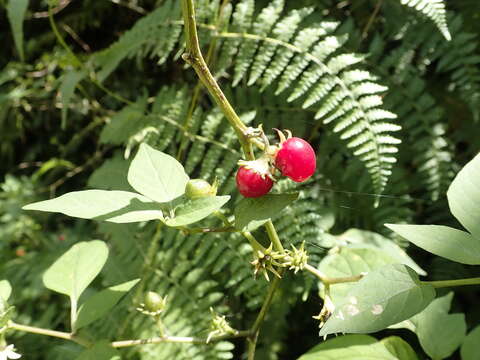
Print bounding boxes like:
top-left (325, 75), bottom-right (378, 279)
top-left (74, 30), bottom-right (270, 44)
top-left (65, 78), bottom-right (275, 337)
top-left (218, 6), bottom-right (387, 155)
top-left (1, 0), bottom-right (480, 359)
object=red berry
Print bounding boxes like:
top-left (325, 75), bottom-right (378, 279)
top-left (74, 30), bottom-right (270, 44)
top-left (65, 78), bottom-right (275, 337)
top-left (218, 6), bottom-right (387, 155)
top-left (236, 166), bottom-right (273, 198)
top-left (275, 137), bottom-right (316, 182)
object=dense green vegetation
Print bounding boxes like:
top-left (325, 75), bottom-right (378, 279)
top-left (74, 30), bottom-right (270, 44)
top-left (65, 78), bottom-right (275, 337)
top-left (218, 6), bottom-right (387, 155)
top-left (1, 0), bottom-right (479, 359)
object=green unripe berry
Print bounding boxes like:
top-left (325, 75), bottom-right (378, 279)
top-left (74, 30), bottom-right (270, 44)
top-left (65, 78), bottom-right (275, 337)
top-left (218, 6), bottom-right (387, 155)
top-left (144, 291), bottom-right (166, 313)
top-left (185, 179), bottom-right (217, 199)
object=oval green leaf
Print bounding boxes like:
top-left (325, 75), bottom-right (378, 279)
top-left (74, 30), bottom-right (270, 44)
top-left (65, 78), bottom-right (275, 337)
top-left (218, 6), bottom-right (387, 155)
top-left (319, 264), bottom-right (435, 336)
top-left (43, 240), bottom-right (109, 301)
top-left (447, 153), bottom-right (480, 238)
top-left (127, 143), bottom-right (189, 203)
top-left (381, 336), bottom-right (419, 360)
top-left (165, 196), bottom-right (230, 227)
top-left (386, 224), bottom-right (480, 265)
top-left (23, 190), bottom-right (164, 223)
top-left (234, 193), bottom-right (298, 231)
top-left (75, 279), bottom-right (140, 330)
top-left (298, 334), bottom-right (395, 360)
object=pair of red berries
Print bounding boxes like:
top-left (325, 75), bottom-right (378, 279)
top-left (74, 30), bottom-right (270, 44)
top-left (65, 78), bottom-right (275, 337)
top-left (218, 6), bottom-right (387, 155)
top-left (236, 136), bottom-right (316, 198)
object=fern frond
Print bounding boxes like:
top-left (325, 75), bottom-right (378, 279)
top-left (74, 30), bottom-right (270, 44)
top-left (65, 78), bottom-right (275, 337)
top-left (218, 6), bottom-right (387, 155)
top-left (385, 74), bottom-right (455, 201)
top-left (398, 0), bottom-right (451, 40)
top-left (93, 0), bottom-right (183, 81)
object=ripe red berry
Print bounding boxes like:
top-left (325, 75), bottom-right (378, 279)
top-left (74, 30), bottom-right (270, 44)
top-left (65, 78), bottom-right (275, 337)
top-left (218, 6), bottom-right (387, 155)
top-left (236, 166), bottom-right (273, 198)
top-left (275, 137), bottom-right (316, 182)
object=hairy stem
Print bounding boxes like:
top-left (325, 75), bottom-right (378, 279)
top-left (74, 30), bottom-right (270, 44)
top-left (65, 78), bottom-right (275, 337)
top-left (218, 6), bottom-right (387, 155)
top-left (181, 0), bottom-right (252, 157)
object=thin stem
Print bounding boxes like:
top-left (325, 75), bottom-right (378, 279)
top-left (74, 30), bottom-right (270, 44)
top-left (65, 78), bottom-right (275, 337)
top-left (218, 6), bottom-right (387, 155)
top-left (362, 0), bottom-right (383, 39)
top-left (118, 222), bottom-right (164, 337)
top-left (423, 277), bottom-right (480, 288)
top-left (49, 5), bottom-right (133, 105)
top-left (248, 271), bottom-right (283, 358)
top-left (242, 231), bottom-right (266, 253)
top-left (181, 0), bottom-right (252, 158)
top-left (264, 220), bottom-right (284, 252)
top-left (111, 330), bottom-right (251, 348)
top-left (180, 226), bottom-right (237, 234)
top-left (304, 264), bottom-right (364, 285)
top-left (247, 331), bottom-right (259, 360)
top-left (8, 321), bottom-right (91, 347)
top-left (48, 5), bottom-right (82, 68)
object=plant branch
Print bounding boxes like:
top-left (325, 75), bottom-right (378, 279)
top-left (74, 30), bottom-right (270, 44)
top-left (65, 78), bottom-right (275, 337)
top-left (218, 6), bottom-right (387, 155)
top-left (248, 271), bottom-right (283, 359)
top-left (304, 264), bottom-right (364, 285)
top-left (424, 277), bottom-right (480, 288)
top-left (8, 321), bottom-right (91, 347)
top-left (181, 0), bottom-right (253, 158)
top-left (264, 220), bottom-right (284, 252)
top-left (111, 330), bottom-right (251, 348)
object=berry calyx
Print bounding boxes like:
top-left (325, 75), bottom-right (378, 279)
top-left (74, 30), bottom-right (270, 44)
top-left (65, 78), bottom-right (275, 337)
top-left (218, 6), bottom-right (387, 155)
top-left (275, 137), bottom-right (316, 182)
top-left (236, 159), bottom-right (273, 198)
top-left (185, 179), bottom-right (217, 199)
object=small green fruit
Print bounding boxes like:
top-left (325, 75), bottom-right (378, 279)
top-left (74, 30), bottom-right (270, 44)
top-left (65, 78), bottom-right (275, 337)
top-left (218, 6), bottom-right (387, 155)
top-left (144, 291), bottom-right (166, 313)
top-left (185, 179), bottom-right (217, 199)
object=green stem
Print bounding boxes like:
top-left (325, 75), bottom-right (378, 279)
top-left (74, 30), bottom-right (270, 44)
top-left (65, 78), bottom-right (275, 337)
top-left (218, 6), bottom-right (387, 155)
top-left (111, 330), bottom-right (251, 348)
top-left (8, 321), bottom-right (91, 347)
top-left (48, 5), bottom-right (133, 106)
top-left (247, 271), bottom-right (283, 359)
top-left (242, 231), bottom-right (266, 253)
top-left (117, 222), bottom-right (164, 337)
top-left (304, 264), bottom-right (364, 285)
top-left (423, 277), bottom-right (480, 288)
top-left (181, 0), bottom-right (251, 157)
top-left (8, 320), bottom-right (250, 348)
top-left (264, 220), bottom-right (284, 252)
top-left (48, 5), bottom-right (82, 68)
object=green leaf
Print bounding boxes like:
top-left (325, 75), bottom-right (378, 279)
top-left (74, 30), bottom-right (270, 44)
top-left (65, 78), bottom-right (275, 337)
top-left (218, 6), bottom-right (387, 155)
top-left (23, 190), bottom-right (164, 223)
top-left (318, 247), bottom-right (401, 303)
top-left (0, 280), bottom-right (12, 301)
top-left (461, 324), bottom-right (480, 360)
top-left (381, 336), bottom-right (418, 360)
top-left (385, 224), bottom-right (480, 265)
top-left (59, 70), bottom-right (86, 129)
top-left (447, 153), bottom-right (480, 238)
top-left (339, 229), bottom-right (426, 275)
top-left (6, 0), bottom-right (29, 61)
top-left (413, 293), bottom-right (466, 360)
top-left (234, 193), bottom-right (299, 231)
top-left (128, 143), bottom-right (189, 203)
top-left (43, 241), bottom-right (109, 301)
top-left (298, 334), bottom-right (396, 360)
top-left (75, 279), bottom-right (140, 330)
top-left (319, 264), bottom-right (435, 336)
top-left (75, 341), bottom-right (120, 360)
top-left (165, 196), bottom-right (230, 227)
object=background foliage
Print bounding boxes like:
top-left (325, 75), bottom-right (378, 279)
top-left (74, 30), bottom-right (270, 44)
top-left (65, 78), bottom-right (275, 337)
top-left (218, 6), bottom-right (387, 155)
top-left (0, 0), bottom-right (479, 358)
